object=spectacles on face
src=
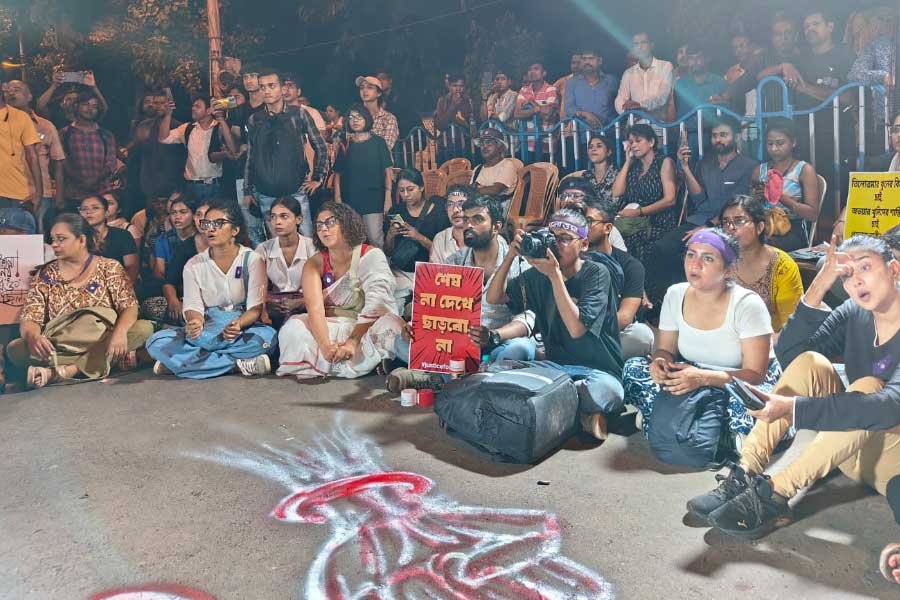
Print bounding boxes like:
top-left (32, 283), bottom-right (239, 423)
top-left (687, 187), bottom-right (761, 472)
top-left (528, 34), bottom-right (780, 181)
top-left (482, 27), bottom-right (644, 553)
top-left (199, 218), bottom-right (234, 231)
top-left (49, 235), bottom-right (71, 245)
top-left (447, 200), bottom-right (465, 210)
top-left (585, 217), bottom-right (611, 227)
top-left (315, 216), bottom-right (339, 231)
top-left (721, 217), bottom-right (751, 229)
top-left (554, 234), bottom-right (580, 246)
top-left (559, 191), bottom-right (586, 202)
top-left (348, 113), bottom-right (365, 122)
top-left (890, 125), bottom-right (900, 137)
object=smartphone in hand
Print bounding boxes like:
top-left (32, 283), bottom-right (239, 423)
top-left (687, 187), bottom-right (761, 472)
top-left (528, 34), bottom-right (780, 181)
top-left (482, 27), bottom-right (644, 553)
top-left (725, 378), bottom-right (766, 411)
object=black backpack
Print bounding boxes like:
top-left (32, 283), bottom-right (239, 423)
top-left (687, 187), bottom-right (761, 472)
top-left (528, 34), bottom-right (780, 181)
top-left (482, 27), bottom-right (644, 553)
top-left (247, 108), bottom-right (308, 197)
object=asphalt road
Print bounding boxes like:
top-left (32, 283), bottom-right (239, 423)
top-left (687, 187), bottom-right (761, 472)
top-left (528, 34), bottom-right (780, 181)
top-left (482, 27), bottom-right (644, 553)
top-left (0, 370), bottom-right (897, 599)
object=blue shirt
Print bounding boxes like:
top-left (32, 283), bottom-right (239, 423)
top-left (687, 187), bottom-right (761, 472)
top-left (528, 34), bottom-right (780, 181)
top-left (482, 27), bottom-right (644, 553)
top-left (564, 73), bottom-right (618, 125)
top-left (674, 73), bottom-right (726, 130)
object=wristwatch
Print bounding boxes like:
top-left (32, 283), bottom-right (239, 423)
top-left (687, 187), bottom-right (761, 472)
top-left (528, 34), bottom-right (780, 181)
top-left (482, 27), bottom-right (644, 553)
top-left (488, 329), bottom-right (502, 348)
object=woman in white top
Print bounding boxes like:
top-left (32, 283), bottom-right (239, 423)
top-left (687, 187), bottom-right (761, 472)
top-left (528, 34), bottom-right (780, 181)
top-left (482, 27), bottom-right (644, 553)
top-left (146, 199), bottom-right (276, 379)
top-left (429, 184), bottom-right (474, 263)
top-left (255, 196), bottom-right (317, 327)
top-left (623, 228), bottom-right (779, 464)
top-left (277, 202), bottom-right (404, 380)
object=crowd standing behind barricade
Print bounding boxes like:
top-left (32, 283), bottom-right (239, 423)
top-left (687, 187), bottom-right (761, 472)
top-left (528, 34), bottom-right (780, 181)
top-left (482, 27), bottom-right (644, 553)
top-left (2, 8), bottom-right (900, 586)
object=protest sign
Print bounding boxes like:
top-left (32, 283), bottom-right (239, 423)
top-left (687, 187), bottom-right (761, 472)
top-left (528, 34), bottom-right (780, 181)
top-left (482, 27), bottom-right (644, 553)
top-left (844, 172), bottom-right (900, 238)
top-left (0, 235), bottom-right (44, 324)
top-left (409, 262), bottom-right (483, 374)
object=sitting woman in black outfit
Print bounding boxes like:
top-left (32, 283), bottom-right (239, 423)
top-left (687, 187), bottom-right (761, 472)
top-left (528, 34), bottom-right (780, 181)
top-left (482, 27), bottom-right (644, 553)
top-left (78, 195), bottom-right (139, 283)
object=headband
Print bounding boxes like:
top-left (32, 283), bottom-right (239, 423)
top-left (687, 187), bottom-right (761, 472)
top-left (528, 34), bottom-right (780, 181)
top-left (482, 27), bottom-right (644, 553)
top-left (548, 220), bottom-right (588, 239)
top-left (689, 230), bottom-right (737, 264)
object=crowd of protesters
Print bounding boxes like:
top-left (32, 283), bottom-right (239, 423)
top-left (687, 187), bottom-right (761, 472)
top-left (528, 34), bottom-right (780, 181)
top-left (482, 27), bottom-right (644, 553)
top-left (1, 5), bottom-right (900, 587)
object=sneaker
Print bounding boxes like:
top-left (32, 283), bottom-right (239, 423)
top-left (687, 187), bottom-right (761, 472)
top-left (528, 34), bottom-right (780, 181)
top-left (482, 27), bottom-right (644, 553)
top-left (580, 412), bottom-right (608, 441)
top-left (686, 464), bottom-right (751, 522)
top-left (386, 367), bottom-right (443, 393)
top-left (236, 354), bottom-right (271, 377)
top-left (153, 360), bottom-right (172, 375)
top-left (709, 474), bottom-right (791, 540)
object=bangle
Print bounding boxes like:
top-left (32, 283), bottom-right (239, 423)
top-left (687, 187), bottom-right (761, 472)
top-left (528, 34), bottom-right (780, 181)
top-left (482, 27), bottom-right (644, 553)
top-left (638, 207), bottom-right (644, 216)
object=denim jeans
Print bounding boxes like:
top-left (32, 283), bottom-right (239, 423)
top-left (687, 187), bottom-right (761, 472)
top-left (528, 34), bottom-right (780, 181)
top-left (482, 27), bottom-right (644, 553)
top-left (486, 359), bottom-right (625, 415)
top-left (186, 180), bottom-right (221, 201)
top-left (0, 198), bottom-right (36, 234)
top-left (247, 190), bottom-right (312, 247)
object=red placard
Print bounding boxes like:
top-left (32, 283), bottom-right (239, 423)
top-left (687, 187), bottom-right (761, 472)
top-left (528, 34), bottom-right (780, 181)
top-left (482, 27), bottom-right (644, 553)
top-left (409, 262), bottom-right (484, 374)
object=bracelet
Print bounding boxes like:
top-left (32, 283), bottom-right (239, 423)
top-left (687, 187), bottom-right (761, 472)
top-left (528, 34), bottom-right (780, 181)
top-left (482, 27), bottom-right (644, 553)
top-left (639, 207), bottom-right (644, 216)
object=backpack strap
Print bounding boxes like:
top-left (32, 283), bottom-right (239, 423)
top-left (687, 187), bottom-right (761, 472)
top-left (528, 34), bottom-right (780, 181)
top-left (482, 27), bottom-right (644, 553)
top-left (185, 122), bottom-right (195, 147)
top-left (239, 248), bottom-right (251, 311)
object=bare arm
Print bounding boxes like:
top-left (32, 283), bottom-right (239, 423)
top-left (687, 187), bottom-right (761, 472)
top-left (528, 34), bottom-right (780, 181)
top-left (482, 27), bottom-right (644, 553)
top-left (485, 237), bottom-right (520, 305)
top-left (384, 167), bottom-right (393, 213)
top-left (300, 257), bottom-right (335, 353)
top-left (780, 162), bottom-right (820, 221)
top-left (697, 335), bottom-right (771, 386)
top-left (52, 160), bottom-right (65, 207)
top-left (476, 182), bottom-right (509, 197)
top-left (611, 153), bottom-right (632, 197)
top-left (157, 101), bottom-right (175, 142)
top-left (333, 172), bottom-right (343, 203)
top-left (24, 144), bottom-right (43, 207)
top-left (639, 158), bottom-right (677, 215)
top-left (548, 267), bottom-right (587, 338)
top-left (123, 253), bottom-right (139, 284)
top-left (617, 297), bottom-right (642, 331)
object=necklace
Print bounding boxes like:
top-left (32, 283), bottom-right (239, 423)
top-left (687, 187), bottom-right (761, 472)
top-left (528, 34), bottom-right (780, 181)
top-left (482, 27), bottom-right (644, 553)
top-left (55, 254), bottom-right (94, 285)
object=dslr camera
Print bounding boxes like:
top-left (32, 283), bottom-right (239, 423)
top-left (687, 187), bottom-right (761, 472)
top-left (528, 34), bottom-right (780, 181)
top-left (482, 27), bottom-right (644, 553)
top-left (519, 229), bottom-right (557, 259)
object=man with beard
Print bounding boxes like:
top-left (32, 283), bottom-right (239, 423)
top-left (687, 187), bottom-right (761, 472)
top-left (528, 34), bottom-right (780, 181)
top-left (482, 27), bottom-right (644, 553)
top-left (385, 195), bottom-right (535, 392)
top-left (650, 115), bottom-right (757, 294)
top-left (673, 47), bottom-right (726, 147)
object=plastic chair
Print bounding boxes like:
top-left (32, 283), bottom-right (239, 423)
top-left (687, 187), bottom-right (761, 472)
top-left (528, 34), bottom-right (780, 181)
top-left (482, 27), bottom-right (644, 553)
top-left (506, 162), bottom-right (559, 231)
top-left (439, 157), bottom-right (472, 175)
top-left (445, 169), bottom-right (474, 189)
top-left (807, 174), bottom-right (827, 247)
top-left (422, 169), bottom-right (448, 199)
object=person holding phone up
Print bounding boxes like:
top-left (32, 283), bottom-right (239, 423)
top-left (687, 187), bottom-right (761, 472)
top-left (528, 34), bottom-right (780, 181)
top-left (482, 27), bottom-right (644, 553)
top-left (689, 234), bottom-right (900, 541)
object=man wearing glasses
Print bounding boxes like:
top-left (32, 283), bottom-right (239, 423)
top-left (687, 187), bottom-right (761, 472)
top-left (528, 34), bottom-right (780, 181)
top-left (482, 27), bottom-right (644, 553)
top-left (651, 114), bottom-right (757, 295)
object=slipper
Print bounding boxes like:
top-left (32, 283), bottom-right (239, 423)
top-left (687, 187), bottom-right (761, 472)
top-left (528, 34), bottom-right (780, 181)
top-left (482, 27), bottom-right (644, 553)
top-left (879, 542), bottom-right (900, 582)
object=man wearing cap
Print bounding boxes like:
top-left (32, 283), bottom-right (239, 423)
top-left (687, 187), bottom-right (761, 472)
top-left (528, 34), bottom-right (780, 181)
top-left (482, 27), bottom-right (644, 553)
top-left (471, 129), bottom-right (518, 203)
top-left (0, 207), bottom-right (54, 261)
top-left (3, 80), bottom-right (66, 234)
top-left (357, 75), bottom-right (399, 151)
top-left (0, 73), bottom-right (43, 222)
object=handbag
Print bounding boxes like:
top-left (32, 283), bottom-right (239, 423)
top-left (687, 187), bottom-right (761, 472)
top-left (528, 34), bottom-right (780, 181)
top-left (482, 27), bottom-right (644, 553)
top-left (186, 251), bottom-right (250, 351)
top-left (765, 206), bottom-right (792, 237)
top-left (615, 215), bottom-right (651, 236)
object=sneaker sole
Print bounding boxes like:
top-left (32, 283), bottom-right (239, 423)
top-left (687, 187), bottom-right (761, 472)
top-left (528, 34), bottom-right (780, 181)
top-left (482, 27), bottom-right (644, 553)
top-left (713, 515), bottom-right (792, 541)
top-left (685, 506), bottom-right (716, 525)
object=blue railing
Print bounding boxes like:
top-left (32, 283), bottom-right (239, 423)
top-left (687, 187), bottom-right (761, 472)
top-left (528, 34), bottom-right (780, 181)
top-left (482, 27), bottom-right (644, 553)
top-left (393, 79), bottom-right (889, 215)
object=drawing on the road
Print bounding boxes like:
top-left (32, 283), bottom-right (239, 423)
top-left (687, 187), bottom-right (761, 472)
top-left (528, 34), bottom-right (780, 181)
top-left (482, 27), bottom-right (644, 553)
top-left (90, 583), bottom-right (216, 599)
top-left (191, 416), bottom-right (614, 599)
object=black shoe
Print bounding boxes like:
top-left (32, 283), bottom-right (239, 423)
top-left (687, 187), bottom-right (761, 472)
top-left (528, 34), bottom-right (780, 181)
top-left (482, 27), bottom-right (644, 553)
top-left (709, 474), bottom-right (791, 540)
top-left (686, 464), bottom-right (751, 522)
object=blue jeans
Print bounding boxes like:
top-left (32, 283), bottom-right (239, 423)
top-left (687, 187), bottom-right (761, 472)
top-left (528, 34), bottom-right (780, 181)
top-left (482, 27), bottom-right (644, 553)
top-left (487, 359), bottom-right (625, 416)
top-left (146, 323), bottom-right (277, 379)
top-left (186, 180), bottom-right (221, 201)
top-left (246, 190), bottom-right (312, 247)
top-left (0, 198), bottom-right (36, 234)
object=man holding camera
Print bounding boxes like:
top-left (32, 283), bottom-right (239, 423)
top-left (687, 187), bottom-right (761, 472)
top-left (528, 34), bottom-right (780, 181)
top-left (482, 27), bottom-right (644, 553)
top-left (485, 208), bottom-right (624, 440)
top-left (159, 94), bottom-right (238, 201)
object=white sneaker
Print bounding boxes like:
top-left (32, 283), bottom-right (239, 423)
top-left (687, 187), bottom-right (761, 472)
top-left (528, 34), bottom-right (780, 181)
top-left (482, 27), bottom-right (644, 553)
top-left (153, 360), bottom-right (172, 375)
top-left (386, 367), bottom-right (443, 393)
top-left (236, 354), bottom-right (271, 377)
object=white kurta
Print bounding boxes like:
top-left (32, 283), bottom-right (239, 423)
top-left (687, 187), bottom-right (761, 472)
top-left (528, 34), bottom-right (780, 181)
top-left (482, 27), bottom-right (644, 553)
top-left (277, 246), bottom-right (404, 379)
top-left (254, 235), bottom-right (317, 293)
top-left (182, 246), bottom-right (267, 317)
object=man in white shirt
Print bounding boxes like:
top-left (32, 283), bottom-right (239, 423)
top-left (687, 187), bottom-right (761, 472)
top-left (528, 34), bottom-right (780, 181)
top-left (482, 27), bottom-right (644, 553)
top-left (615, 32), bottom-right (675, 122)
top-left (471, 129), bottom-right (518, 204)
top-left (159, 95), bottom-right (238, 200)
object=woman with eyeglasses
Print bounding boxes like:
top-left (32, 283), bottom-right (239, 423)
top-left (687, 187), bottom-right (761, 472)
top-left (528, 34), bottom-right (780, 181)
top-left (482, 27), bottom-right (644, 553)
top-left (622, 227), bottom-right (779, 466)
top-left (719, 195), bottom-right (802, 332)
top-left (254, 196), bottom-right (317, 328)
top-left (10, 213), bottom-right (153, 389)
top-left (750, 118), bottom-right (820, 252)
top-left (277, 202), bottom-right (404, 380)
top-left (332, 103), bottom-right (394, 248)
top-left (145, 198), bottom-right (276, 379)
top-left (79, 195), bottom-right (139, 284)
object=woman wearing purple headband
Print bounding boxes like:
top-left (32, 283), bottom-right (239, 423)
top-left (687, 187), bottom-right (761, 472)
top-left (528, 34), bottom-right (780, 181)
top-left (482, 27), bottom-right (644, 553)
top-left (485, 206), bottom-right (625, 440)
top-left (623, 227), bottom-right (780, 468)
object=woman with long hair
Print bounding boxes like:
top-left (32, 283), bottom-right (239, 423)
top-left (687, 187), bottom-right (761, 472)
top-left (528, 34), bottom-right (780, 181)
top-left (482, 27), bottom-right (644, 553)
top-left (145, 198), bottom-right (276, 379)
top-left (751, 117), bottom-right (820, 251)
top-left (572, 132), bottom-right (619, 204)
top-left (719, 195), bottom-right (803, 332)
top-left (78, 194), bottom-right (139, 283)
top-left (9, 213), bottom-right (153, 388)
top-left (277, 202), bottom-right (404, 379)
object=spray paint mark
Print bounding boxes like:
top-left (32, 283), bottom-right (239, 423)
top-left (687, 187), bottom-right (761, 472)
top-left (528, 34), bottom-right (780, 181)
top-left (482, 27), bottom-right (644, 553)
top-left (190, 415), bottom-right (614, 599)
top-left (90, 584), bottom-right (216, 599)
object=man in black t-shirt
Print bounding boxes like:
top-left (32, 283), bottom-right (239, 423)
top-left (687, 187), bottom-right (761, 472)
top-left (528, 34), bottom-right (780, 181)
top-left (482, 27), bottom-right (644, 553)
top-left (584, 197), bottom-right (654, 359)
top-left (485, 209), bottom-right (624, 440)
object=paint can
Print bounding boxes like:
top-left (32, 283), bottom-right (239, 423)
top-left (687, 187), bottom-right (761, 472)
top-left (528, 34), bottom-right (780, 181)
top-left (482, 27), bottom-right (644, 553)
top-left (400, 388), bottom-right (417, 407)
top-left (449, 359), bottom-right (466, 379)
top-left (417, 389), bottom-right (435, 407)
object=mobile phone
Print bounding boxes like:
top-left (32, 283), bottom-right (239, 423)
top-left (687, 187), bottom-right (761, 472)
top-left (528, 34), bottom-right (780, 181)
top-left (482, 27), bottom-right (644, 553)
top-left (391, 214), bottom-right (406, 224)
top-left (163, 87), bottom-right (173, 101)
top-left (211, 96), bottom-right (238, 111)
top-left (725, 378), bottom-right (766, 411)
top-left (60, 71), bottom-right (85, 84)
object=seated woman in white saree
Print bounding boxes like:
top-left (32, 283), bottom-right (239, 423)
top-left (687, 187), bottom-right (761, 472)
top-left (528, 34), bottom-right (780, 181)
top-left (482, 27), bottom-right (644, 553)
top-left (277, 202), bottom-right (405, 379)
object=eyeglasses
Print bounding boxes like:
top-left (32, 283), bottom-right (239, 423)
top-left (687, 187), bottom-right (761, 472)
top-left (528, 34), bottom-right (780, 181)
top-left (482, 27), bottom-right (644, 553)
top-left (49, 235), bottom-right (71, 244)
top-left (585, 217), bottom-right (611, 227)
top-left (554, 234), bottom-right (580, 246)
top-left (199, 218), bottom-right (234, 231)
top-left (721, 217), bottom-right (751, 229)
top-left (447, 200), bottom-right (465, 210)
top-left (890, 125), bottom-right (900, 136)
top-left (348, 113), bottom-right (365, 121)
top-left (559, 191), bottom-right (586, 201)
top-left (315, 216), bottom-right (339, 231)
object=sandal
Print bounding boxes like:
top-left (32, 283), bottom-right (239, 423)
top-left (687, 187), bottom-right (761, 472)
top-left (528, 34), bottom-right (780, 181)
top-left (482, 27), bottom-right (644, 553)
top-left (116, 351), bottom-right (138, 372)
top-left (880, 542), bottom-right (900, 582)
top-left (26, 366), bottom-right (58, 389)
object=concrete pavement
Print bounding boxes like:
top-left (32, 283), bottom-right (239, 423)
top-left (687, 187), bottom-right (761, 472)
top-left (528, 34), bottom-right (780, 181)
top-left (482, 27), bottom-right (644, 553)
top-left (0, 370), bottom-right (897, 599)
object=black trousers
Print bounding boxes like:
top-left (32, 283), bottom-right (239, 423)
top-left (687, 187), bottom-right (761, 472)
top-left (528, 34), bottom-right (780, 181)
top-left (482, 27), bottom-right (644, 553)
top-left (648, 221), bottom-right (695, 302)
top-left (889, 475), bottom-right (900, 526)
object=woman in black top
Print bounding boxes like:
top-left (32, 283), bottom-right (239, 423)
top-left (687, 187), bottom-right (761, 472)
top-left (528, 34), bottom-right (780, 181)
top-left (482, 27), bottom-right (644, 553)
top-left (333, 103), bottom-right (393, 248)
top-left (78, 195), bottom-right (139, 283)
